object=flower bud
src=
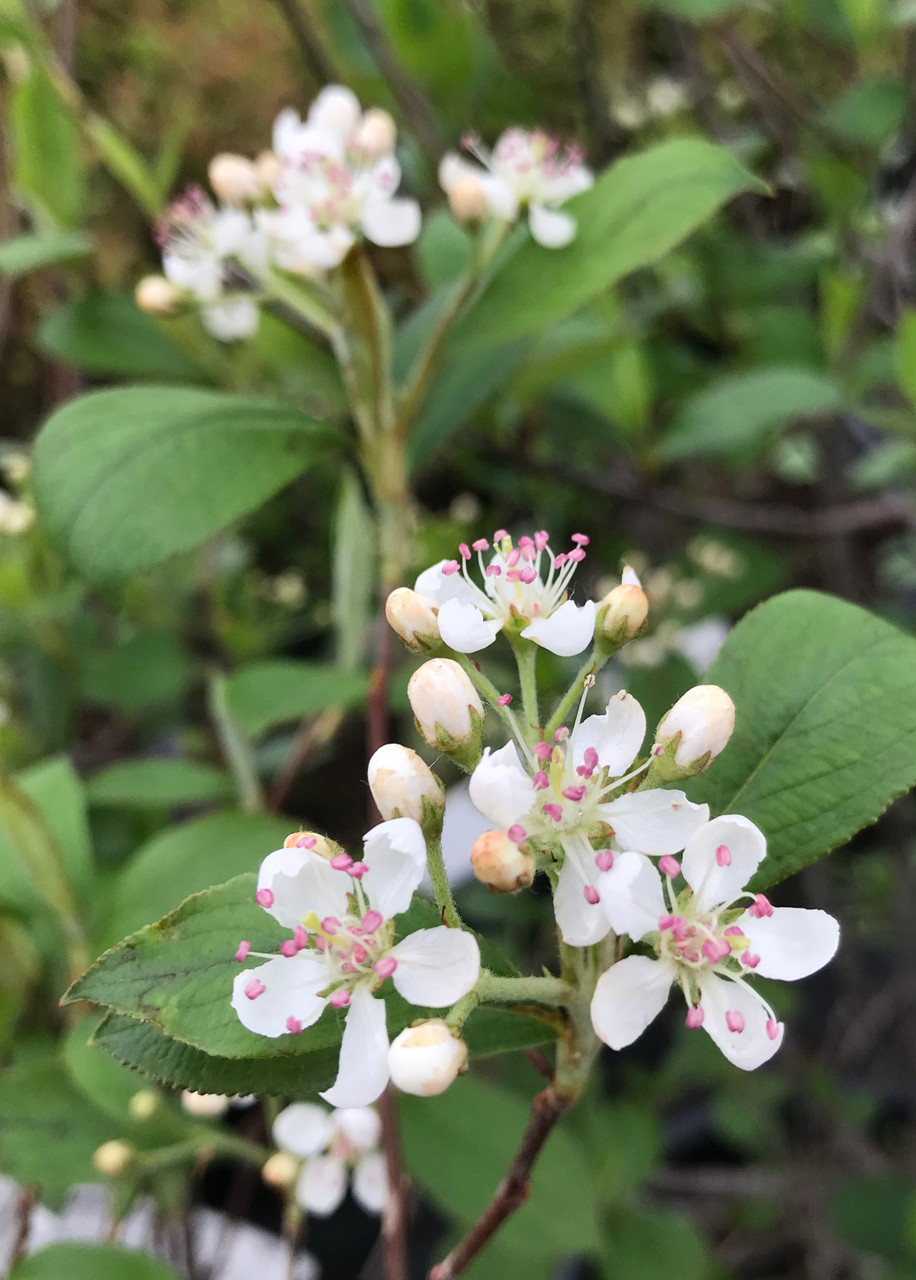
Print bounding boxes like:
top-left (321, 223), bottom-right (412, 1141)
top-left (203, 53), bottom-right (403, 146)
top-left (385, 588), bottom-right (442, 653)
top-left (262, 1150), bottom-right (301, 1190)
top-left (135, 275), bottom-right (181, 315)
top-left (255, 150), bottom-right (284, 188)
top-left (598, 566), bottom-right (648, 648)
top-left (408, 659), bottom-right (483, 769)
top-left (93, 1140), bottom-right (134, 1178)
top-left (471, 829), bottom-right (535, 893)
top-left (282, 831), bottom-right (340, 860)
top-left (368, 744), bottom-right (445, 826)
top-left (652, 684), bottom-right (735, 780)
top-left (448, 175), bottom-right (490, 224)
top-left (208, 152), bottom-right (261, 205)
top-left (128, 1090), bottom-right (160, 1122)
top-left (353, 108), bottom-right (397, 156)
top-left (181, 1090), bottom-right (231, 1118)
top-left (388, 1020), bottom-right (468, 1097)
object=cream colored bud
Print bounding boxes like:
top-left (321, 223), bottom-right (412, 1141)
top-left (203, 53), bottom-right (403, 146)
top-left (262, 1150), bottom-right (301, 1189)
top-left (128, 1090), bottom-right (160, 1122)
top-left (655, 684), bottom-right (735, 769)
top-left (408, 659), bottom-right (483, 749)
top-left (208, 153), bottom-right (261, 204)
top-left (448, 175), bottom-right (490, 224)
top-left (368, 743), bottom-right (445, 824)
top-left (282, 831), bottom-right (338, 860)
top-left (385, 588), bottom-right (441, 652)
top-left (0, 495), bottom-right (35, 535)
top-left (600, 580), bottom-right (649, 643)
top-left (135, 275), bottom-right (181, 315)
top-left (93, 1140), bottom-right (134, 1177)
top-left (388, 1020), bottom-right (468, 1097)
top-left (181, 1090), bottom-right (231, 1118)
top-left (255, 150), bottom-right (284, 188)
top-left (354, 108), bottom-right (397, 156)
top-left (1, 452), bottom-right (30, 486)
top-left (471, 829), bottom-right (535, 893)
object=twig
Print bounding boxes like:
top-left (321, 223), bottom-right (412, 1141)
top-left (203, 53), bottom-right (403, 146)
top-left (377, 1084), bottom-right (410, 1280)
top-left (428, 1084), bottom-right (571, 1280)
top-left (268, 707), bottom-right (344, 812)
top-left (7, 1186), bottom-right (36, 1271)
top-left (524, 1047), bottom-right (553, 1080)
top-left (339, 0), bottom-right (441, 169)
top-left (269, 0), bottom-right (338, 85)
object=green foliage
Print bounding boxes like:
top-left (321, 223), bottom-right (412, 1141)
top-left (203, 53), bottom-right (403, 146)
top-left (86, 760), bottom-right (234, 809)
top-left (0, 230), bottom-right (92, 277)
top-left (32, 387), bottom-right (341, 581)
top-left (687, 591), bottom-right (916, 888)
top-left (224, 660), bottom-right (369, 737)
top-left (10, 1244), bottom-right (181, 1280)
top-left (10, 64), bottom-right (84, 226)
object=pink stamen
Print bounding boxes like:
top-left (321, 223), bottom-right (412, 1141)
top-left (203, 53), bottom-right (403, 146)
top-left (742, 952), bottom-right (761, 969)
top-left (534, 531), bottom-right (549, 551)
top-left (315, 935), bottom-right (328, 951)
top-left (653, 744), bottom-right (664, 756)
top-left (374, 957), bottom-right (397, 978)
top-left (281, 939), bottom-right (299, 957)
top-left (725, 1011), bottom-right (745, 1033)
top-left (518, 535), bottom-right (534, 549)
top-left (497, 693), bottom-right (512, 706)
top-left (533, 771), bottom-right (550, 790)
top-left (568, 548), bottom-right (586, 562)
top-left (554, 727), bottom-right (569, 742)
top-left (472, 538), bottom-right (489, 551)
top-left (583, 885), bottom-right (600, 905)
top-left (702, 938), bottom-right (730, 962)
top-left (294, 925), bottom-right (308, 949)
top-left (518, 567), bottom-right (537, 584)
top-left (571, 533), bottom-right (589, 545)
top-left (458, 543), bottom-right (471, 560)
top-left (286, 1016), bottom-right (303, 1034)
top-left (296, 835), bottom-right (316, 849)
top-left (534, 741), bottom-right (554, 760)
top-left (330, 853), bottom-right (353, 871)
top-left (348, 861), bottom-right (368, 879)
top-left (595, 849), bottom-right (614, 872)
top-left (562, 785), bottom-right (587, 802)
top-left (659, 855), bottom-right (680, 878)
top-left (724, 926), bottom-right (744, 937)
top-left (583, 747), bottom-right (599, 771)
top-left (542, 803), bottom-right (563, 821)
top-left (441, 560), bottom-right (459, 576)
top-left (749, 893), bottom-right (774, 918)
top-left (507, 824), bottom-right (526, 843)
top-left (235, 941), bottom-right (251, 962)
top-left (554, 553), bottom-right (568, 568)
top-left (361, 910), bottom-right (383, 933)
top-left (494, 528), bottom-right (508, 541)
top-left (766, 1018), bottom-right (780, 1041)
top-left (255, 888), bottom-right (274, 908)
top-left (506, 570), bottom-right (522, 583)
top-left (244, 979), bottom-right (266, 1000)
top-left (321, 917), bottom-right (340, 935)
top-left (486, 565), bottom-right (502, 578)
top-left (506, 548), bottom-right (521, 567)
top-left (715, 844), bottom-right (731, 867)
top-left (352, 943), bottom-right (367, 964)
top-left (686, 1006), bottom-right (704, 1029)
top-left (330, 989), bottom-right (351, 1008)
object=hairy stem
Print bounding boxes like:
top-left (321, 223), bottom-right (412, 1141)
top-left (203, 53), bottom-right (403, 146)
top-left (455, 654), bottom-right (517, 736)
top-left (512, 639), bottom-right (540, 736)
top-left (476, 971), bottom-right (571, 1006)
top-left (544, 648), bottom-right (610, 739)
top-left (426, 834), bottom-right (462, 929)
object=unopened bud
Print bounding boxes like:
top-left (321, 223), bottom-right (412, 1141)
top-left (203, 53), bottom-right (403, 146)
top-left (135, 275), bottom-right (181, 315)
top-left (262, 1150), bottom-right (301, 1190)
top-left (128, 1090), bottom-right (159, 1122)
top-left (385, 588), bottom-right (442, 653)
top-left (255, 150), bottom-right (283, 189)
top-left (368, 744), bottom-right (445, 826)
top-left (408, 659), bottom-right (483, 769)
top-left (598, 566), bottom-right (648, 647)
top-left (471, 829), bottom-right (535, 893)
top-left (282, 831), bottom-right (340, 860)
top-left (208, 153), bottom-right (261, 205)
top-left (652, 684), bottom-right (735, 780)
top-left (93, 1140), bottom-right (134, 1177)
top-left (388, 1019), bottom-right (468, 1096)
top-left (448, 175), bottom-right (490, 225)
top-left (181, 1090), bottom-right (231, 1118)
top-left (353, 108), bottom-right (397, 156)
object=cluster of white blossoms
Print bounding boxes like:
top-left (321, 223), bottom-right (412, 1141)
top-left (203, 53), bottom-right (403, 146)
top-left (264, 1102), bottom-right (386, 1217)
top-left (137, 86), bottom-right (593, 339)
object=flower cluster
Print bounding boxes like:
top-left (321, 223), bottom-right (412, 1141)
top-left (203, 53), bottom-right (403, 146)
top-left (265, 1102), bottom-right (386, 1217)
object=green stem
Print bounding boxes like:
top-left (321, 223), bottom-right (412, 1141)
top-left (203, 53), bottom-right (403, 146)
top-left (455, 655), bottom-right (517, 737)
top-left (425, 834), bottom-right (461, 929)
top-left (266, 271), bottom-right (339, 337)
top-left (476, 971), bottom-right (571, 1007)
top-left (553, 941), bottom-right (601, 1100)
top-left (544, 647), bottom-right (613, 740)
top-left (207, 670), bottom-right (264, 813)
top-left (512, 639), bottom-right (540, 737)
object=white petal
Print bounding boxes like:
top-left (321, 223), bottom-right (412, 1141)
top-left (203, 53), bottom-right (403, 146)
top-left (257, 846), bottom-right (350, 930)
top-left (590, 955), bottom-right (674, 1049)
top-left (521, 599), bottom-right (595, 657)
top-left (162, 252), bottom-right (222, 300)
top-left (414, 560), bottom-right (478, 606)
top-left (273, 108), bottom-right (303, 157)
top-left (298, 226), bottom-right (355, 270)
top-left (599, 789), bottom-right (709, 856)
top-left (681, 814), bottom-right (767, 913)
top-left (553, 856), bottom-right (611, 947)
top-left (273, 1103), bottom-right (333, 1158)
top-left (212, 207), bottom-right (254, 257)
top-left (390, 926), bottom-right (480, 1007)
top-left (362, 818), bottom-right (426, 918)
top-left (571, 690), bottom-right (646, 778)
top-left (296, 1154), bottom-right (347, 1216)
top-left (332, 1106), bottom-right (382, 1152)
top-left (231, 953), bottom-right (328, 1039)
top-left (320, 986), bottom-right (391, 1108)
top-left (202, 301), bottom-right (259, 342)
top-left (362, 198), bottom-right (421, 248)
top-left (437, 598), bottom-right (502, 653)
top-left (468, 743), bottom-right (534, 828)
top-left (307, 85), bottom-right (361, 139)
top-left (697, 971), bottom-right (782, 1070)
top-left (737, 907), bottom-right (840, 981)
top-left (529, 204), bottom-right (577, 248)
top-left (597, 852), bottom-right (666, 941)
top-left (479, 175), bottom-right (518, 221)
top-left (352, 1151), bottom-right (388, 1215)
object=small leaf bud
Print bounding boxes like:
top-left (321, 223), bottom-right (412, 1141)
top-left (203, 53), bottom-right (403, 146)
top-left (388, 1019), bottom-right (468, 1096)
top-left (385, 588), bottom-right (442, 653)
top-left (93, 1140), bottom-right (134, 1178)
top-left (368, 744), bottom-right (445, 826)
top-left (471, 829), bottom-right (535, 893)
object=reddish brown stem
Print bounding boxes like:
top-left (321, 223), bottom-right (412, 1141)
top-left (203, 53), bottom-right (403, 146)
top-left (428, 1085), bottom-right (571, 1280)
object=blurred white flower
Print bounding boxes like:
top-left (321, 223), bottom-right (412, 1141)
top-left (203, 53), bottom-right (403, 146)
top-left (272, 1102), bottom-right (387, 1216)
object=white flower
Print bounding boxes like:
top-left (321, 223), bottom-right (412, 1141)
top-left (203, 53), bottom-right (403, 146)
top-left (388, 1019), bottom-right (468, 1096)
top-left (258, 86), bottom-right (420, 272)
top-left (272, 1101), bottom-right (387, 1216)
top-left (158, 186), bottom-right (267, 302)
top-left (415, 529), bottom-right (596, 656)
top-left (201, 299), bottom-right (260, 342)
top-left (439, 129), bottom-right (593, 248)
top-left (468, 690), bottom-right (709, 946)
top-left (232, 820), bottom-right (480, 1108)
top-left (590, 814), bottom-right (840, 1070)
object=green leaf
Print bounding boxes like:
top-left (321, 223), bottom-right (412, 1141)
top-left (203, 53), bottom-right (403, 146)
top-left (0, 230), bottom-right (92, 278)
top-left (416, 209), bottom-right (473, 288)
top-left (819, 78), bottom-right (906, 145)
top-left (32, 387), bottom-right (340, 581)
top-left (657, 368), bottom-right (841, 464)
top-left (225, 660), bottom-right (369, 737)
top-left (686, 591), bottom-right (916, 888)
top-left (401, 1076), bottom-right (601, 1259)
top-left (603, 1206), bottom-right (711, 1280)
top-left (332, 471), bottom-right (374, 671)
top-left (103, 812), bottom-right (293, 944)
top-left (10, 1244), bottom-right (181, 1280)
top-left (79, 632), bottom-right (192, 714)
top-left (0, 768), bottom-right (84, 925)
top-left (10, 66), bottom-right (84, 226)
top-left (38, 292), bottom-right (207, 382)
top-left (87, 760), bottom-right (234, 809)
top-left (0, 756), bottom-right (92, 912)
top-left (454, 139), bottom-right (763, 348)
top-left (896, 309), bottom-right (916, 406)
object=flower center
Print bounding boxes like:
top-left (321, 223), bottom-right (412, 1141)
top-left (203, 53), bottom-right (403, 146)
top-left (441, 529), bottom-right (588, 628)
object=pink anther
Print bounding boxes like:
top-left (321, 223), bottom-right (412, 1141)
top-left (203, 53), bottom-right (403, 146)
top-left (562, 785), bottom-right (587, 803)
top-left (742, 952), bottom-right (760, 969)
top-left (458, 543), bottom-right (471, 560)
top-left (472, 538), bottom-right (490, 552)
top-left (244, 979), bottom-right (266, 1000)
top-left (534, 741), bottom-right (554, 760)
top-left (374, 957), bottom-right (398, 979)
top-left (330, 853), bottom-right (353, 871)
top-left (486, 565), bottom-right (502, 578)
top-left (715, 844), bottom-right (731, 867)
top-left (321, 917), bottom-right (340, 935)
top-left (286, 1016), bottom-right (303, 1034)
top-left (659, 855), bottom-right (680, 878)
top-left (348, 861), bottom-right (368, 879)
top-left (281, 939), bottom-right (299, 957)
top-left (296, 835), bottom-right (317, 849)
top-left (583, 885), bottom-right (600, 905)
top-left (235, 941), bottom-right (251, 962)
top-left (534, 531), bottom-right (550, 551)
top-left (494, 528), bottom-right (508, 541)
top-left (361, 910), bottom-right (383, 933)
top-left (255, 888), bottom-right (274, 908)
top-left (749, 894), bottom-right (774, 918)
top-left (497, 693), bottom-right (513, 706)
top-left (725, 1011), bottom-right (745, 1033)
top-left (568, 548), bottom-right (586, 562)
top-left (507, 824), bottom-right (526, 844)
top-left (294, 925), bottom-right (308, 949)
top-left (330, 989), bottom-right (351, 1008)
top-left (595, 849), bottom-right (614, 872)
top-left (766, 1018), bottom-right (780, 1041)
top-left (542, 803), bottom-right (563, 821)
top-left (533, 771), bottom-right (550, 790)
top-left (441, 560), bottom-right (459, 575)
top-left (686, 1006), bottom-right (705, 1029)
top-left (571, 533), bottom-right (589, 545)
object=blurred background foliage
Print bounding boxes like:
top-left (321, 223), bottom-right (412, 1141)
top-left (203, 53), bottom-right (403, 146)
top-left (3, 0), bottom-right (916, 1277)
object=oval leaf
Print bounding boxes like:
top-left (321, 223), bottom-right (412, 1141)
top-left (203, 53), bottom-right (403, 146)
top-left (10, 1244), bottom-right (181, 1280)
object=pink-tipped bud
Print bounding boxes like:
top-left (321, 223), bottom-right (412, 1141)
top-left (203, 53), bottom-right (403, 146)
top-left (385, 587), bottom-right (441, 652)
top-left (388, 1019), bottom-right (468, 1096)
top-left (659, 855), bottom-right (680, 878)
top-left (686, 1006), bottom-right (705, 1029)
top-left (654, 685), bottom-right (736, 772)
top-left (208, 152), bottom-right (261, 204)
top-left (135, 275), bottom-right (181, 315)
top-left (725, 1011), bottom-right (745, 1033)
top-left (471, 829), bottom-right (535, 893)
top-left (368, 743), bottom-right (445, 824)
top-left (408, 658), bottom-right (484, 754)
